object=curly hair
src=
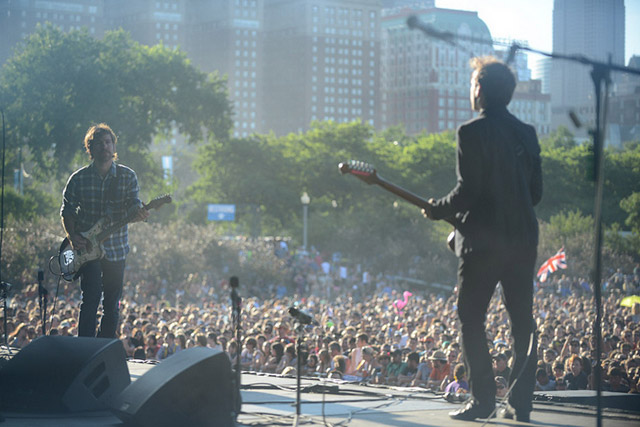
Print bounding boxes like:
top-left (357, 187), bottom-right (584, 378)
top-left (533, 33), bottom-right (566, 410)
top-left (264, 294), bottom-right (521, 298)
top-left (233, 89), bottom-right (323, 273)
top-left (83, 123), bottom-right (118, 160)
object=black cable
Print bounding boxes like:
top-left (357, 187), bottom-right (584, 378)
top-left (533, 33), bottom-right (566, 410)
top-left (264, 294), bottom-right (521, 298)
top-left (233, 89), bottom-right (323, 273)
top-left (46, 274), bottom-right (63, 335)
top-left (480, 326), bottom-right (536, 426)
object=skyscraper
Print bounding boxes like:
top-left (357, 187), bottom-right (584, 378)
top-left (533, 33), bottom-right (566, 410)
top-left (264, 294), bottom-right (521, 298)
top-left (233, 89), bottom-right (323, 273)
top-left (262, 0), bottom-right (381, 135)
top-left (104, 0), bottom-right (187, 51)
top-left (186, 0), bottom-right (265, 137)
top-left (0, 0), bottom-right (104, 65)
top-left (550, 0), bottom-right (625, 132)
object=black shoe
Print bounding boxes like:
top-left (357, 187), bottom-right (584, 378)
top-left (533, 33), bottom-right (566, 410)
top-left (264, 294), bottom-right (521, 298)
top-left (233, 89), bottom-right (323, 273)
top-left (499, 404), bottom-right (531, 423)
top-left (449, 400), bottom-right (495, 421)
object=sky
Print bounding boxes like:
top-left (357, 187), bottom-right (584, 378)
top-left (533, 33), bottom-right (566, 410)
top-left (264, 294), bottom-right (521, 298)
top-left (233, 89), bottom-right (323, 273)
top-left (436, 0), bottom-right (640, 66)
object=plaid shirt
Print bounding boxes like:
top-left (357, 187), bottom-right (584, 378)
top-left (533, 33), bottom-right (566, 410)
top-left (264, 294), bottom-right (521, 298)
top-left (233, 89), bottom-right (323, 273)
top-left (61, 162), bottom-right (142, 261)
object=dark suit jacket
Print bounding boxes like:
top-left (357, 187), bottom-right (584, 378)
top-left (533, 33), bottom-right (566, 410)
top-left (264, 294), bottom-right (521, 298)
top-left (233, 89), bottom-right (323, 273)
top-left (430, 106), bottom-right (543, 256)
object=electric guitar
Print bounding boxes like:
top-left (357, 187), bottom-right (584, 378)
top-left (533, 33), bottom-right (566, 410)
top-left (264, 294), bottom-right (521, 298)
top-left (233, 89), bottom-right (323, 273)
top-left (58, 195), bottom-right (172, 281)
top-left (339, 160), bottom-right (455, 252)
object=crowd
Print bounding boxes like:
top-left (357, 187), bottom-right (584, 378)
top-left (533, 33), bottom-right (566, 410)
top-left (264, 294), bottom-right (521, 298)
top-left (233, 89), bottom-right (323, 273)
top-left (2, 241), bottom-right (640, 400)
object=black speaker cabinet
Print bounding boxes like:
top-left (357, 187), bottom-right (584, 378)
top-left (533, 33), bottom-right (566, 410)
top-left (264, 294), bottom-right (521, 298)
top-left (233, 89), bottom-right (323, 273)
top-left (0, 335), bottom-right (130, 413)
top-left (111, 347), bottom-right (235, 427)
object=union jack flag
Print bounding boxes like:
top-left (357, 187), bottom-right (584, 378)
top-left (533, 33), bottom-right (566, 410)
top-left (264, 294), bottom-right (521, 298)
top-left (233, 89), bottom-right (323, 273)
top-left (537, 247), bottom-right (567, 282)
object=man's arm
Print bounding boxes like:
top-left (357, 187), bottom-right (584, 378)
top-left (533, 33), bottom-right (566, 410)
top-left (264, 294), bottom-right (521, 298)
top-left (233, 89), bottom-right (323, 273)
top-left (123, 169), bottom-right (149, 223)
top-left (424, 125), bottom-right (483, 221)
top-left (60, 173), bottom-right (89, 250)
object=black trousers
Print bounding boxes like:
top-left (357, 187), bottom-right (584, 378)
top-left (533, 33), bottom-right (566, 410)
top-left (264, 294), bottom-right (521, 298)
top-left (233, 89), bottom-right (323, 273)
top-left (77, 258), bottom-right (125, 338)
top-left (457, 245), bottom-right (538, 412)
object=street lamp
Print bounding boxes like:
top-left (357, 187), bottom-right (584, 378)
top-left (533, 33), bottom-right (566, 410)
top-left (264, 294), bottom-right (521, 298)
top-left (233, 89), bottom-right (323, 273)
top-left (300, 191), bottom-right (310, 252)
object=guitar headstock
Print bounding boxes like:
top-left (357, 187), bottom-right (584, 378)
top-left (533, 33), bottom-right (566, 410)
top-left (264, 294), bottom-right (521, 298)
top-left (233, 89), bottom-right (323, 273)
top-left (146, 194), bottom-right (172, 210)
top-left (338, 160), bottom-right (379, 185)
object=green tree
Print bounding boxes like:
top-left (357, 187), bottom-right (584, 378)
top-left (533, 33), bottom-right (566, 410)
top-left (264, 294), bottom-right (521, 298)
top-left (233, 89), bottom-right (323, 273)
top-left (621, 192), bottom-right (640, 234)
top-left (0, 24), bottom-right (232, 198)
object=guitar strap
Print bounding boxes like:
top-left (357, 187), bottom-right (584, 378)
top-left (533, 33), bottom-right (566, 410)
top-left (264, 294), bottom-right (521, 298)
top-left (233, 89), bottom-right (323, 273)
top-left (106, 163), bottom-right (120, 203)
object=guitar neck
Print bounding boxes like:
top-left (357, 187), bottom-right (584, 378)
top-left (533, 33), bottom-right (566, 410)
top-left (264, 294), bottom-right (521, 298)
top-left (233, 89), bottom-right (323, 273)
top-left (375, 175), bottom-right (455, 227)
top-left (96, 206), bottom-right (148, 241)
top-left (376, 176), bottom-right (429, 209)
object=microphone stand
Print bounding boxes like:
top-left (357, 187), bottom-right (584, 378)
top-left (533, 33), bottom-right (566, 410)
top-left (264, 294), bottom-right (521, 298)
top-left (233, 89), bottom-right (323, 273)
top-left (292, 320), bottom-right (304, 427)
top-left (229, 276), bottom-right (242, 420)
top-left (0, 108), bottom-right (12, 357)
top-left (37, 270), bottom-right (48, 336)
top-left (0, 282), bottom-right (10, 354)
top-left (408, 18), bottom-right (640, 427)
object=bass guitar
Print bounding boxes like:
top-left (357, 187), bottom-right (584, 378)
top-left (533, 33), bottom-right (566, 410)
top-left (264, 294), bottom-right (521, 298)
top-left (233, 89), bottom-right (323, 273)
top-left (58, 195), bottom-right (172, 281)
top-left (338, 160), bottom-right (455, 252)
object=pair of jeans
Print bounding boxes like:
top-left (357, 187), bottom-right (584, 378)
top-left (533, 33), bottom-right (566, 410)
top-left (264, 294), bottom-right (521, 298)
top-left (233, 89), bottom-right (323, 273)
top-left (457, 245), bottom-right (538, 413)
top-left (77, 258), bottom-right (125, 338)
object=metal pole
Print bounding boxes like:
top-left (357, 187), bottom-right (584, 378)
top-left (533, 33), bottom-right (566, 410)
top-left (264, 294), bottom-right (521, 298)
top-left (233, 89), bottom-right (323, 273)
top-left (302, 204), bottom-right (308, 251)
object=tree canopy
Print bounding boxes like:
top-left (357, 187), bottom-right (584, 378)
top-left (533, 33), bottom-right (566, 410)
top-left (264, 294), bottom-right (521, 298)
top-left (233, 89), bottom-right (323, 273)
top-left (0, 25), bottom-right (232, 193)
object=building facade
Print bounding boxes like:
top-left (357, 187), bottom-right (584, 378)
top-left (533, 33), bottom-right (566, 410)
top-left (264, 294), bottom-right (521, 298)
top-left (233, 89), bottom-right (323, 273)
top-left (186, 0), bottom-right (265, 137)
top-left (510, 79), bottom-right (551, 136)
top-left (104, 0), bottom-right (187, 51)
top-left (0, 0), bottom-right (104, 65)
top-left (262, 0), bottom-right (382, 135)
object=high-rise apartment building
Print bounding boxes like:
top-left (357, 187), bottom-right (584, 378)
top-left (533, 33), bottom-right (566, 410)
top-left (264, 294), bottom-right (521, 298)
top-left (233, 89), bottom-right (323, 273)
top-left (262, 0), bottom-right (382, 135)
top-left (550, 0), bottom-right (625, 132)
top-left (104, 0), bottom-right (187, 51)
top-left (509, 79), bottom-right (551, 136)
top-left (381, 7), bottom-right (493, 134)
top-left (186, 0), bottom-right (265, 137)
top-left (0, 0), bottom-right (104, 65)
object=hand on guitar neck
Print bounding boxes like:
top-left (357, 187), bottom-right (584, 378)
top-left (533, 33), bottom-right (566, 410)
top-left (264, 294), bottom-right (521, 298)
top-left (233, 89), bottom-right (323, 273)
top-left (421, 198), bottom-right (437, 220)
top-left (131, 204), bottom-right (151, 223)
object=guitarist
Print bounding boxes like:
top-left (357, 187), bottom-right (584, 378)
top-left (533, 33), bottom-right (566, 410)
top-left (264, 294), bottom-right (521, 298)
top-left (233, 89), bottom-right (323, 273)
top-left (60, 123), bottom-right (149, 338)
top-left (422, 58), bottom-right (542, 422)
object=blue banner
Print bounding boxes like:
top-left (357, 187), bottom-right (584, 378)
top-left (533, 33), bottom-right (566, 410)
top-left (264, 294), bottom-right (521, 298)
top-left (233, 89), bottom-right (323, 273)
top-left (207, 204), bottom-right (235, 221)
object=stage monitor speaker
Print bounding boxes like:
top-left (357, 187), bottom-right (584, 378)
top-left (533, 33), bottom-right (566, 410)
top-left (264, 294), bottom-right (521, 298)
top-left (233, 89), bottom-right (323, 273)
top-left (0, 335), bottom-right (130, 413)
top-left (110, 347), bottom-right (235, 427)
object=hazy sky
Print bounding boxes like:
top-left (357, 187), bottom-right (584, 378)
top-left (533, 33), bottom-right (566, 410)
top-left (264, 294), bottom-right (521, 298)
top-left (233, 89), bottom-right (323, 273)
top-left (436, 0), bottom-right (639, 66)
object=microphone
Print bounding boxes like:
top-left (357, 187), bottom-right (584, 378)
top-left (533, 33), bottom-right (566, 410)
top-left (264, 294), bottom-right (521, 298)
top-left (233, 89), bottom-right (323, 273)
top-left (506, 43), bottom-right (519, 65)
top-left (406, 15), bottom-right (455, 45)
top-left (288, 306), bottom-right (314, 325)
top-left (569, 110), bottom-right (582, 129)
top-left (230, 276), bottom-right (239, 288)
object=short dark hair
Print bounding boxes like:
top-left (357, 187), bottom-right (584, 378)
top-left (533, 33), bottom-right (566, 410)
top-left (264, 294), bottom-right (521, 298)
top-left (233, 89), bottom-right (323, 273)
top-left (470, 56), bottom-right (516, 108)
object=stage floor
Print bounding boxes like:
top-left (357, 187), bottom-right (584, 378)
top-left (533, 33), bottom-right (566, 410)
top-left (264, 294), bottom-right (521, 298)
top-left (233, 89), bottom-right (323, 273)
top-left (1, 361), bottom-right (639, 426)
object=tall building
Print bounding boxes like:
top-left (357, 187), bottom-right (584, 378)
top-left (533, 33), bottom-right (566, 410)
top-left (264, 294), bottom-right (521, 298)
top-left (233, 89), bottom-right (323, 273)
top-left (104, 0), bottom-right (187, 51)
top-left (0, 0), bottom-right (104, 65)
top-left (532, 57), bottom-right (551, 95)
top-left (509, 79), bottom-right (551, 136)
top-left (186, 0), bottom-right (265, 137)
top-left (262, 0), bottom-right (382, 135)
top-left (609, 56), bottom-right (640, 144)
top-left (550, 0), bottom-right (625, 132)
top-left (381, 7), bottom-right (493, 134)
